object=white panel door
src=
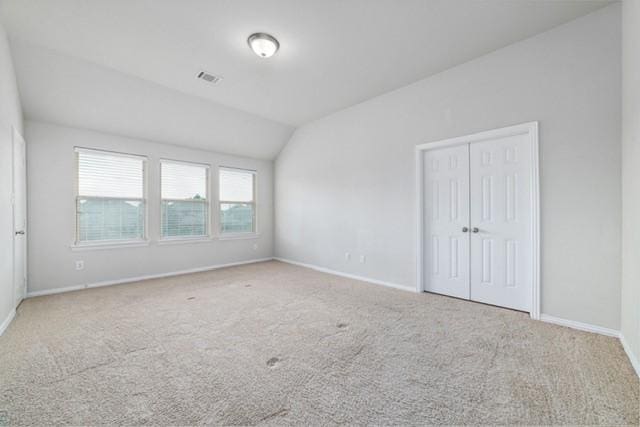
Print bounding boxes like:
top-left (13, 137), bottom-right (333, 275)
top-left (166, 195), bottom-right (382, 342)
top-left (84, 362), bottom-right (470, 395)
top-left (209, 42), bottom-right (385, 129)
top-left (423, 145), bottom-right (470, 299)
top-left (13, 128), bottom-right (27, 306)
top-left (469, 134), bottom-right (532, 311)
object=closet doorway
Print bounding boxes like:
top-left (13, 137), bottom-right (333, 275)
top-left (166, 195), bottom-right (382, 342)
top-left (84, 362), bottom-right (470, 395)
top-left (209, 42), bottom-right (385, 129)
top-left (416, 122), bottom-right (540, 318)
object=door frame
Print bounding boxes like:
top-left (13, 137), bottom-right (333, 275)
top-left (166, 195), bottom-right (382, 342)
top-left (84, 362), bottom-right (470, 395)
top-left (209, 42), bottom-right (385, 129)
top-left (12, 126), bottom-right (27, 306)
top-left (415, 122), bottom-right (540, 320)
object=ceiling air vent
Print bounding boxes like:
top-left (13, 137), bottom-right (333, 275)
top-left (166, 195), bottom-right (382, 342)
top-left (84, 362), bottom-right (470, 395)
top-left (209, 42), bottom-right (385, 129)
top-left (197, 71), bottom-right (223, 85)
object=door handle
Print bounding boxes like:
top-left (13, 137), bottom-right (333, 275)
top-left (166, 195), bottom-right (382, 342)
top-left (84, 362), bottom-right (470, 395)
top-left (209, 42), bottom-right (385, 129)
top-left (472, 227), bottom-right (479, 233)
top-left (462, 227), bottom-right (469, 233)
top-left (15, 230), bottom-right (25, 235)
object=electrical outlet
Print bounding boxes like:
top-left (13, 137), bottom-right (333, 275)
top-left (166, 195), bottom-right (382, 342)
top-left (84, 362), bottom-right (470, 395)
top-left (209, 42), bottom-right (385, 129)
top-left (345, 252), bottom-right (351, 261)
top-left (75, 260), bottom-right (84, 271)
top-left (359, 255), bottom-right (366, 263)
top-left (253, 243), bottom-right (258, 250)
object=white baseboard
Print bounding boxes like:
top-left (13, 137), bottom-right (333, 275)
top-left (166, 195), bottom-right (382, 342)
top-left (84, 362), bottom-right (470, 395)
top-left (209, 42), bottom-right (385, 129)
top-left (26, 257), bottom-right (274, 298)
top-left (620, 334), bottom-right (640, 378)
top-left (539, 314), bottom-right (620, 337)
top-left (273, 257), bottom-right (416, 293)
top-left (27, 284), bottom-right (86, 298)
top-left (0, 308), bottom-right (16, 336)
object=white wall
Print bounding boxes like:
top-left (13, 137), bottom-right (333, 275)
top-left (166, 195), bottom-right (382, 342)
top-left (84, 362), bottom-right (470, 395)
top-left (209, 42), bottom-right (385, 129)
top-left (0, 21), bottom-right (22, 331)
top-left (621, 0), bottom-right (640, 371)
top-left (26, 121), bottom-right (273, 294)
top-left (275, 5), bottom-right (622, 329)
top-left (10, 41), bottom-right (294, 160)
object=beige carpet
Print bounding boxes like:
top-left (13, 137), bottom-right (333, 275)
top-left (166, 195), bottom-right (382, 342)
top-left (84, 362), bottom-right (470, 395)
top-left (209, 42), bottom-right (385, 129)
top-left (0, 260), bottom-right (638, 425)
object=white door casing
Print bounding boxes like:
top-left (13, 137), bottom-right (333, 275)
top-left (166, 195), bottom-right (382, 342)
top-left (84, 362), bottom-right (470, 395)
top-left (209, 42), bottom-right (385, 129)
top-left (423, 145), bottom-right (470, 299)
top-left (13, 127), bottom-right (27, 306)
top-left (469, 134), bottom-right (532, 311)
top-left (416, 122), bottom-right (539, 318)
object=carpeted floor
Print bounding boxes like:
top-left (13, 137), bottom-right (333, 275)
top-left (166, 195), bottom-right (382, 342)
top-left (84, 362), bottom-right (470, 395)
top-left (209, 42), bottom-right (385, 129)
top-left (0, 260), bottom-right (638, 425)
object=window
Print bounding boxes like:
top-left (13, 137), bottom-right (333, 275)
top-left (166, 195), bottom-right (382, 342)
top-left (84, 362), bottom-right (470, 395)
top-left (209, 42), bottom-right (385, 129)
top-left (161, 160), bottom-right (209, 238)
top-left (76, 148), bottom-right (146, 243)
top-left (219, 168), bottom-right (256, 234)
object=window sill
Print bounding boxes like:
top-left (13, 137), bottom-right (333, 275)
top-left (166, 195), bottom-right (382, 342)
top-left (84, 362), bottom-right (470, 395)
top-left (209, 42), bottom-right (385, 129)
top-left (70, 241), bottom-right (149, 251)
top-left (217, 233), bottom-right (260, 241)
top-left (69, 234), bottom-right (260, 250)
top-left (157, 237), bottom-right (213, 246)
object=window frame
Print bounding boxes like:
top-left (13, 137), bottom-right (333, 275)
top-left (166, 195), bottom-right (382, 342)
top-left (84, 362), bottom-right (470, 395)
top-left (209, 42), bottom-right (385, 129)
top-left (218, 166), bottom-right (257, 236)
top-left (159, 158), bottom-right (211, 241)
top-left (74, 147), bottom-right (148, 247)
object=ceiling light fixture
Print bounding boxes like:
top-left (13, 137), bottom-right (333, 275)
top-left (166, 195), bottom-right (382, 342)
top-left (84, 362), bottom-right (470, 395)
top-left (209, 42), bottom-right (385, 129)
top-left (248, 33), bottom-right (279, 58)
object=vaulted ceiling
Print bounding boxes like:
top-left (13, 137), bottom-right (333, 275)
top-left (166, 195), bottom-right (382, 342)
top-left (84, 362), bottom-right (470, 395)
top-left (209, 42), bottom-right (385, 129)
top-left (0, 0), bottom-right (612, 158)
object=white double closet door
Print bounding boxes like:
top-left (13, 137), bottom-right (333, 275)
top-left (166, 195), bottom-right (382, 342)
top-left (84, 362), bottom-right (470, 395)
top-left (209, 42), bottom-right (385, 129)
top-left (424, 133), bottom-right (532, 312)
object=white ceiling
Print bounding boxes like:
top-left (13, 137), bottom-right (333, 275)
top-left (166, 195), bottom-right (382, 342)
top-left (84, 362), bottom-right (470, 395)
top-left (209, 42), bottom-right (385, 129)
top-left (1, 0), bottom-right (612, 126)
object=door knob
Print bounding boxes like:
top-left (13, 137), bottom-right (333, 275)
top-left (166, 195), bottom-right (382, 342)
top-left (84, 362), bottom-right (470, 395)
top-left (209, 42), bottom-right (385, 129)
top-left (15, 230), bottom-right (25, 235)
top-left (462, 227), bottom-right (469, 233)
top-left (472, 227), bottom-right (479, 233)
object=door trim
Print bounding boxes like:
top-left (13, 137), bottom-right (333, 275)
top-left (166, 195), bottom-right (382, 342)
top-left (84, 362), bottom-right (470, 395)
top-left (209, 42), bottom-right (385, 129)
top-left (12, 126), bottom-right (27, 306)
top-left (416, 122), bottom-right (540, 319)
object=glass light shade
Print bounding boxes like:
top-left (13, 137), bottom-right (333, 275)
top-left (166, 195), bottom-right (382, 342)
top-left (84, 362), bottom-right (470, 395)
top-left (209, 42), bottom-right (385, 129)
top-left (248, 33), bottom-right (279, 58)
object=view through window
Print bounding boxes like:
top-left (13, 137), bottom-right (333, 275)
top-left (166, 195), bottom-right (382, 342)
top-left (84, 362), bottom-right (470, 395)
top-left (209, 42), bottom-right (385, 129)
top-left (161, 161), bottom-right (209, 238)
top-left (219, 168), bottom-right (255, 234)
top-left (76, 149), bottom-right (145, 243)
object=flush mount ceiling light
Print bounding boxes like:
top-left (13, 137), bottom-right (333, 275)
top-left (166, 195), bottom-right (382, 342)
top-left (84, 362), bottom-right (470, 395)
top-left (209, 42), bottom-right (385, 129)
top-left (248, 32), bottom-right (279, 58)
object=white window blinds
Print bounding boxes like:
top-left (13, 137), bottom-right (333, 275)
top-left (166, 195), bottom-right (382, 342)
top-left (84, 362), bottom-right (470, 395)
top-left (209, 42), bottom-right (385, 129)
top-left (76, 149), bottom-right (146, 243)
top-left (161, 161), bottom-right (209, 238)
top-left (219, 168), bottom-right (255, 234)
top-left (219, 168), bottom-right (254, 202)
